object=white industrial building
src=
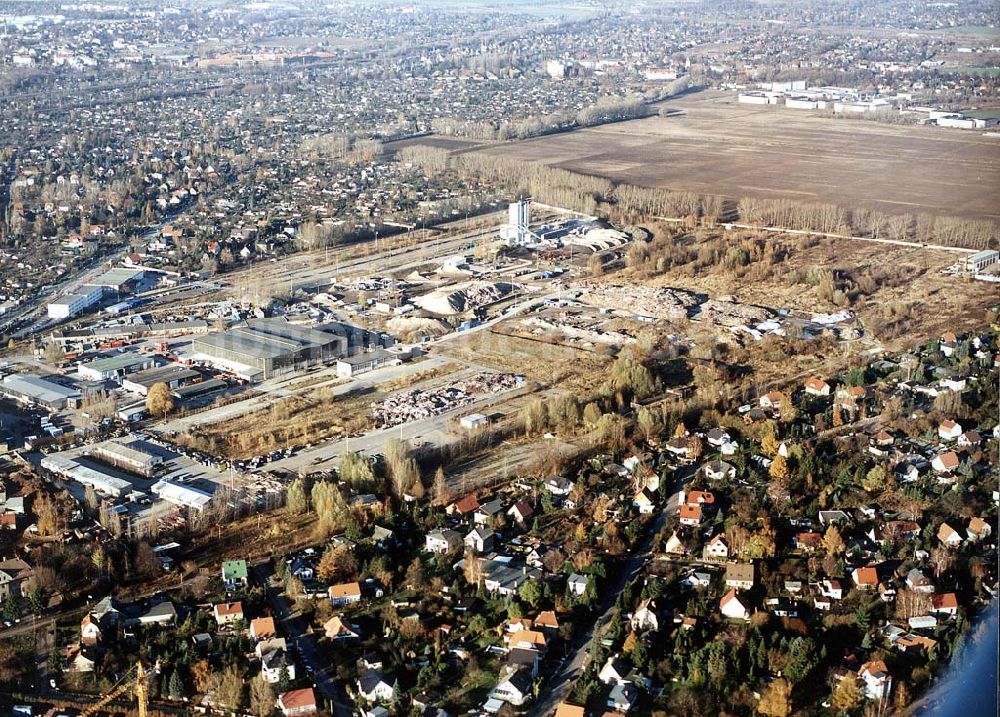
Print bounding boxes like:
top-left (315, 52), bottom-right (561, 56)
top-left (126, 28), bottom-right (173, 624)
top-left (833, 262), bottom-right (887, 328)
top-left (151, 480), bottom-right (213, 511)
top-left (1, 373), bottom-right (81, 410)
top-left (47, 285), bottom-right (106, 319)
top-left (500, 200), bottom-right (535, 245)
top-left (962, 250), bottom-right (999, 274)
top-left (41, 454), bottom-right (132, 498)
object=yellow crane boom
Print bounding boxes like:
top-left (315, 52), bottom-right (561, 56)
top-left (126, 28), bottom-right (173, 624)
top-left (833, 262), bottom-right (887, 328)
top-left (80, 662), bottom-right (155, 717)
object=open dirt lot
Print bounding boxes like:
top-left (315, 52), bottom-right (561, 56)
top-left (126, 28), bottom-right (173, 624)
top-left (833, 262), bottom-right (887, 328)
top-left (471, 91), bottom-right (1000, 221)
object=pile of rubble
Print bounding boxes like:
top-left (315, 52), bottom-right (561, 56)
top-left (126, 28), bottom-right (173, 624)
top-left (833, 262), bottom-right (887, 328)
top-left (372, 372), bottom-right (525, 427)
top-left (415, 281), bottom-right (518, 315)
top-left (578, 284), bottom-right (701, 320)
top-left (693, 296), bottom-right (775, 327)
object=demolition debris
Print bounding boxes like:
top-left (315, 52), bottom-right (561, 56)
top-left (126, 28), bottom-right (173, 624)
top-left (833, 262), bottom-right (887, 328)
top-left (373, 372), bottom-right (525, 427)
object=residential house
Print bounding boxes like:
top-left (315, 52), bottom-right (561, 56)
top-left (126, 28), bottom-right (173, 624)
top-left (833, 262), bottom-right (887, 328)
top-left (720, 589), bottom-right (751, 620)
top-left (277, 688), bottom-right (318, 717)
top-left (852, 567), bottom-right (879, 591)
top-left (250, 616), bottom-right (277, 640)
top-left (324, 616), bottom-right (361, 640)
top-left (329, 582), bottom-right (362, 606)
top-left (938, 420), bottom-right (963, 442)
top-left (507, 629), bottom-right (547, 653)
top-left (598, 655), bottom-right (631, 685)
top-left (534, 611), bottom-right (559, 635)
top-left (222, 559), bottom-right (248, 589)
top-left (482, 559), bottom-right (539, 597)
top-left (931, 593), bottom-right (959, 617)
top-left (819, 579), bottom-right (844, 600)
top-left (703, 534), bottom-right (730, 561)
top-left (357, 668), bottom-right (396, 702)
top-left (858, 660), bottom-right (893, 701)
top-left (679, 503), bottom-right (702, 526)
top-left (906, 568), bottom-right (934, 593)
top-left (701, 460), bottom-right (736, 481)
top-left (491, 668), bottom-right (533, 706)
top-left (507, 502), bottom-right (535, 526)
top-left (213, 601), bottom-right (244, 626)
top-left (544, 475), bottom-right (572, 496)
top-left (633, 488), bottom-right (656, 515)
top-left (554, 704), bottom-right (585, 717)
top-left (706, 428), bottom-right (731, 447)
top-left (567, 573), bottom-right (589, 597)
top-left (0, 558), bottom-right (33, 605)
top-left (608, 683), bottom-right (639, 713)
top-left (725, 562), bottom-right (755, 590)
top-left (957, 431), bottom-right (981, 448)
top-left (465, 526), bottom-right (496, 554)
top-left (967, 517), bottom-right (992, 542)
top-left (474, 499), bottom-right (505, 526)
top-left (662, 531), bottom-right (686, 556)
top-left (687, 490), bottom-right (715, 508)
top-left (818, 510), bottom-right (851, 526)
top-left (834, 385), bottom-right (866, 412)
top-left (448, 495), bottom-right (479, 517)
top-left (425, 529), bottom-right (463, 555)
top-left (80, 613), bottom-right (102, 645)
top-left (135, 600), bottom-right (177, 626)
top-left (681, 571), bottom-right (712, 589)
top-left (261, 647), bottom-right (295, 684)
top-left (931, 451), bottom-right (960, 474)
top-left (759, 390), bottom-right (788, 411)
top-left (665, 437), bottom-right (691, 457)
top-left (937, 522), bottom-right (963, 547)
top-left (630, 598), bottom-right (662, 632)
top-left (804, 377), bottom-right (830, 396)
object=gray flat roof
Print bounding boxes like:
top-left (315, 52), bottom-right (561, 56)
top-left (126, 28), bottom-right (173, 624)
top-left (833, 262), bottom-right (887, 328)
top-left (93, 267), bottom-right (144, 288)
top-left (80, 354), bottom-right (154, 373)
top-left (1, 374), bottom-right (80, 402)
top-left (126, 365), bottom-right (201, 387)
top-left (195, 318), bottom-right (342, 360)
top-left (338, 349), bottom-right (394, 366)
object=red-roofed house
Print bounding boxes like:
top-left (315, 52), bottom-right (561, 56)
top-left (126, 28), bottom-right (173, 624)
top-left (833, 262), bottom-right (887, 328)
top-left (213, 601), bottom-right (244, 626)
top-left (859, 661), bottom-right (892, 701)
top-left (277, 687), bottom-right (318, 717)
top-left (938, 420), bottom-right (962, 441)
top-left (931, 593), bottom-right (959, 617)
top-left (804, 377), bottom-right (830, 396)
top-left (852, 567), bottom-right (879, 590)
top-left (679, 503), bottom-right (702, 526)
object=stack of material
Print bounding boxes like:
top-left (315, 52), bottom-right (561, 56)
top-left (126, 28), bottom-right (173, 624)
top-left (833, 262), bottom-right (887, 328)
top-left (372, 373), bottom-right (524, 427)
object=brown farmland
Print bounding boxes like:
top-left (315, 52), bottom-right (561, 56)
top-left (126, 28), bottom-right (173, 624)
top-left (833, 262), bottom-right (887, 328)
top-left (470, 92), bottom-right (1000, 221)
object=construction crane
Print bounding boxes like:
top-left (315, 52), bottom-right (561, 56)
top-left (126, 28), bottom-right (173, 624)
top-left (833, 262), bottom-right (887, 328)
top-left (79, 661), bottom-right (158, 717)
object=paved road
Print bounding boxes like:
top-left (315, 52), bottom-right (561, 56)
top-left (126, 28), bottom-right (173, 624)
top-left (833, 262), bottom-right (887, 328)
top-left (528, 466), bottom-right (685, 717)
top-left (250, 562), bottom-right (354, 717)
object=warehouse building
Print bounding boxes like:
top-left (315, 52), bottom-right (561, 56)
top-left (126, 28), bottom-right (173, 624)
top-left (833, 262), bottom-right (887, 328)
top-left (151, 480), bottom-right (214, 511)
top-left (90, 437), bottom-right (164, 477)
top-left (336, 348), bottom-right (399, 378)
top-left (123, 365), bottom-right (202, 396)
top-left (961, 249), bottom-right (999, 275)
top-left (90, 267), bottom-right (146, 293)
top-left (41, 454), bottom-right (132, 498)
top-left (47, 284), bottom-right (106, 320)
top-left (191, 318), bottom-right (347, 380)
top-left (78, 354), bottom-right (160, 381)
top-left (1, 374), bottom-right (81, 410)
